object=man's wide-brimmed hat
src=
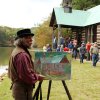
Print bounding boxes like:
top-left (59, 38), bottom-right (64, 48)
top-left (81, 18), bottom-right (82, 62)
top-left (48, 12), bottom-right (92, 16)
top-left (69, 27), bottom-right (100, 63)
top-left (15, 29), bottom-right (34, 40)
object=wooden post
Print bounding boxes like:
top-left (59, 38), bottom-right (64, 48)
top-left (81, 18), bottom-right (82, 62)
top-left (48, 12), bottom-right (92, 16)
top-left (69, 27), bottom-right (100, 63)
top-left (52, 28), bottom-right (54, 50)
top-left (90, 25), bottom-right (93, 43)
top-left (87, 26), bottom-right (90, 42)
top-left (58, 24), bottom-right (61, 45)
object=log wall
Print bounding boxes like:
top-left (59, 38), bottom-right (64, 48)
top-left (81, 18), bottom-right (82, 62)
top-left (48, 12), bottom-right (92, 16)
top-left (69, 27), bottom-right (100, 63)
top-left (97, 24), bottom-right (100, 48)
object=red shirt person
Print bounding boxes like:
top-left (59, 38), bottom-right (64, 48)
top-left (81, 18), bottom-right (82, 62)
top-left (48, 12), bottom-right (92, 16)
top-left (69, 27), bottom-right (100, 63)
top-left (63, 47), bottom-right (69, 52)
top-left (86, 42), bottom-right (91, 60)
top-left (86, 42), bottom-right (91, 52)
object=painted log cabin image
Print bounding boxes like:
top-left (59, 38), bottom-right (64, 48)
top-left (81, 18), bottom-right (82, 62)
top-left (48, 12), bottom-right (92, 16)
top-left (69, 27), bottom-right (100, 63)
top-left (34, 52), bottom-right (71, 80)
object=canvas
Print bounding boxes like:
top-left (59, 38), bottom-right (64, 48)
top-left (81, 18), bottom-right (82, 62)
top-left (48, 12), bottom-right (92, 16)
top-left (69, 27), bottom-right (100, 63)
top-left (34, 52), bottom-right (71, 80)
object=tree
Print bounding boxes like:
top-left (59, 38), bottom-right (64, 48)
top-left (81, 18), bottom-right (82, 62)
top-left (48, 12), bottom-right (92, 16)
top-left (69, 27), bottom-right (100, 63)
top-left (72, 0), bottom-right (100, 10)
top-left (34, 16), bottom-right (53, 48)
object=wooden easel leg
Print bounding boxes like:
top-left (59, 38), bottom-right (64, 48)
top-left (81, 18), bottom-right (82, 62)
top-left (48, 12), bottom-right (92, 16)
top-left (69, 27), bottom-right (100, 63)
top-left (33, 81), bottom-right (43, 100)
top-left (62, 80), bottom-right (72, 100)
top-left (40, 87), bottom-right (42, 100)
top-left (47, 80), bottom-right (52, 100)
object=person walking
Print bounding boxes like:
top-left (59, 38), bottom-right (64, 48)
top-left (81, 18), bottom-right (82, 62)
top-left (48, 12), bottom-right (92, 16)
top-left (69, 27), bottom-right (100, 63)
top-left (86, 41), bottom-right (91, 61)
top-left (8, 29), bottom-right (44, 100)
top-left (79, 43), bottom-right (86, 63)
top-left (90, 43), bottom-right (94, 60)
top-left (72, 45), bottom-right (78, 59)
top-left (90, 43), bottom-right (99, 67)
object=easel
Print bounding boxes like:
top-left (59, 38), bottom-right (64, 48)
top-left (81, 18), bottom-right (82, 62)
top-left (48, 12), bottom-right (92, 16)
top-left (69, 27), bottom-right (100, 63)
top-left (33, 80), bottom-right (72, 100)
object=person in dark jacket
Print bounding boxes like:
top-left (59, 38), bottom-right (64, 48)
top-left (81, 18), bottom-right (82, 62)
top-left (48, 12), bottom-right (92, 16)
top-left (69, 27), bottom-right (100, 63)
top-left (68, 41), bottom-right (74, 51)
top-left (79, 43), bottom-right (86, 63)
top-left (73, 45), bottom-right (78, 59)
top-left (8, 29), bottom-right (44, 100)
top-left (46, 44), bottom-right (52, 52)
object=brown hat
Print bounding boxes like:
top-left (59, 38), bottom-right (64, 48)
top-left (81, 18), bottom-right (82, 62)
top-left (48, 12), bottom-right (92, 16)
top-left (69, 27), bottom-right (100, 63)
top-left (15, 29), bottom-right (34, 40)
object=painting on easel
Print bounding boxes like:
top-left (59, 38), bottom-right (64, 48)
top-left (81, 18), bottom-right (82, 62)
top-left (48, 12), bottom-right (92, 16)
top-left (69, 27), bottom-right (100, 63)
top-left (34, 52), bottom-right (71, 80)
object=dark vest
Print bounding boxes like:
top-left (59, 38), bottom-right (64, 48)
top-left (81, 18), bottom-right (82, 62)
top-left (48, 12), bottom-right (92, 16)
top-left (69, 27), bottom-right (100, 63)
top-left (8, 47), bottom-right (26, 82)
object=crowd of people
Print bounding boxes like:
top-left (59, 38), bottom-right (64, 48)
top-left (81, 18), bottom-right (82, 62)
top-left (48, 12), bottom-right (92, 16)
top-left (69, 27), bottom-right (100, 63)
top-left (43, 36), bottom-right (100, 67)
top-left (77, 41), bottom-right (99, 67)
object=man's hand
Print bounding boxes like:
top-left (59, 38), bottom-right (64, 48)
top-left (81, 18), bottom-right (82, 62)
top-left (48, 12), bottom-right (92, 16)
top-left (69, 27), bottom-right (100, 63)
top-left (38, 74), bottom-right (45, 81)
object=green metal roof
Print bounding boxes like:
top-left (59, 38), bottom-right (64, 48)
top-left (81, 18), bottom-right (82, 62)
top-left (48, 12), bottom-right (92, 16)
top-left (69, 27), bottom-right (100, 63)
top-left (86, 5), bottom-right (100, 25)
top-left (50, 5), bottom-right (100, 27)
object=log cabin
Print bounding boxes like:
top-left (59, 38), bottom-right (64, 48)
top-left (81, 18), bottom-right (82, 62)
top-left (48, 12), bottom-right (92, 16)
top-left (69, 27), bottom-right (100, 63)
top-left (50, 5), bottom-right (100, 49)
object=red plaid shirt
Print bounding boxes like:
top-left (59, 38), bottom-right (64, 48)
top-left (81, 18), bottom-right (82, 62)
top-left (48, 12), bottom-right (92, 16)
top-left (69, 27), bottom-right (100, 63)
top-left (13, 52), bottom-right (38, 85)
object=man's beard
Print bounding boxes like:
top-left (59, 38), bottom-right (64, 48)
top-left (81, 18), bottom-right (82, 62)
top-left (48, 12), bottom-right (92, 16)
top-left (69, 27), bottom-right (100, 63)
top-left (19, 40), bottom-right (31, 49)
top-left (23, 43), bottom-right (31, 49)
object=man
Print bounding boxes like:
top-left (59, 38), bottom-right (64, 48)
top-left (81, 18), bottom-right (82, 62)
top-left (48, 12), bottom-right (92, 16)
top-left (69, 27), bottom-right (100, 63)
top-left (90, 43), bottom-right (94, 60)
top-left (53, 36), bottom-right (57, 49)
top-left (68, 41), bottom-right (74, 51)
top-left (90, 43), bottom-right (99, 67)
top-left (79, 43), bottom-right (86, 63)
top-left (86, 41), bottom-right (91, 61)
top-left (8, 29), bottom-right (44, 100)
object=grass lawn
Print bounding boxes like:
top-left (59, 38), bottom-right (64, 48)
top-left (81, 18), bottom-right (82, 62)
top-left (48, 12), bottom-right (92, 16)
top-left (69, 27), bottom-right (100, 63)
top-left (0, 60), bottom-right (100, 100)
